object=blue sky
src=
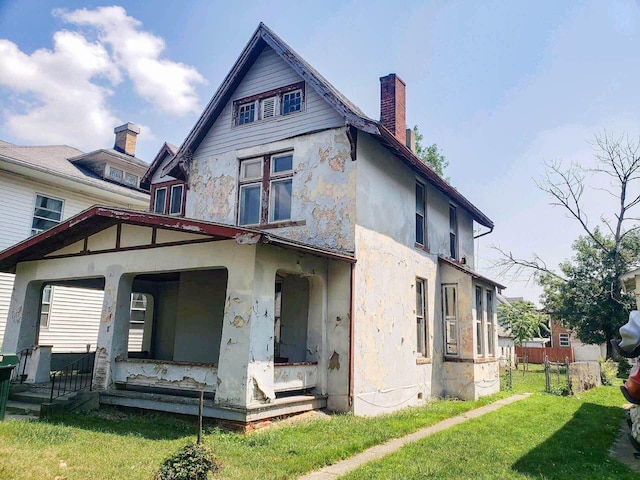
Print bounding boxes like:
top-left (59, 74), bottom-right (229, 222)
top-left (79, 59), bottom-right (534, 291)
top-left (1, 0), bottom-right (640, 302)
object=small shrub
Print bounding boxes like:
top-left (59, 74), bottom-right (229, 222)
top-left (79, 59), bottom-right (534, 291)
top-left (153, 442), bottom-right (219, 480)
top-left (617, 357), bottom-right (631, 379)
top-left (598, 357), bottom-right (617, 386)
top-left (548, 384), bottom-right (570, 396)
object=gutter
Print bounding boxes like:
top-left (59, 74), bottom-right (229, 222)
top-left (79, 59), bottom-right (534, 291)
top-left (473, 225), bottom-right (494, 239)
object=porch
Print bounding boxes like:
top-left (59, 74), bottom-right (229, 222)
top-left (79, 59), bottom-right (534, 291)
top-left (0, 207), bottom-right (353, 423)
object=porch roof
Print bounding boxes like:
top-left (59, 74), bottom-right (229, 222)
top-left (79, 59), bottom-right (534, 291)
top-left (438, 255), bottom-right (506, 290)
top-left (0, 206), bottom-right (356, 273)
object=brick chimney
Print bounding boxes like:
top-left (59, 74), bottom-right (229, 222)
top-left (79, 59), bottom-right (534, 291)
top-left (114, 122), bottom-right (140, 156)
top-left (380, 74), bottom-right (406, 144)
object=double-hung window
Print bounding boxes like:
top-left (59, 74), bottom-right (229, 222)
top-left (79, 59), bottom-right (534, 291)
top-left (449, 205), bottom-right (458, 259)
top-left (559, 333), bottom-right (570, 347)
top-left (31, 194), bottom-right (63, 235)
top-left (40, 285), bottom-right (53, 328)
top-left (415, 182), bottom-right (426, 247)
top-left (416, 278), bottom-right (428, 357)
top-left (475, 286), bottom-right (485, 356)
top-left (443, 284), bottom-right (458, 356)
top-left (486, 290), bottom-right (495, 356)
top-left (238, 153), bottom-right (293, 226)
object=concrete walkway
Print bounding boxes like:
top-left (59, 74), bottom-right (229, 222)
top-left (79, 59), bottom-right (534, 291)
top-left (299, 393), bottom-right (531, 480)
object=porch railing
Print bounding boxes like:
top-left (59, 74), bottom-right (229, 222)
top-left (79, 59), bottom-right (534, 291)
top-left (50, 352), bottom-right (95, 402)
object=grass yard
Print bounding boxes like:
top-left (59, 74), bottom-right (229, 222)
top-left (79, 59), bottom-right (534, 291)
top-left (0, 392), bottom-right (509, 480)
top-left (500, 362), bottom-right (547, 394)
top-left (0, 366), bottom-right (630, 479)
top-left (343, 385), bottom-right (634, 480)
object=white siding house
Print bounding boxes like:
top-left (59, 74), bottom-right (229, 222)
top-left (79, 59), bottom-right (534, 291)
top-left (0, 128), bottom-right (149, 354)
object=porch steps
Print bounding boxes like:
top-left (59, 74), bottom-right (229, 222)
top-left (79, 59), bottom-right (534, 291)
top-left (99, 389), bottom-right (327, 423)
top-left (6, 400), bottom-right (41, 417)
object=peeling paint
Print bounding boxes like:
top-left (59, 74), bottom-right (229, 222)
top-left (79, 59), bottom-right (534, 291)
top-left (328, 351), bottom-right (340, 370)
top-left (232, 316), bottom-right (245, 328)
top-left (235, 233), bottom-right (260, 245)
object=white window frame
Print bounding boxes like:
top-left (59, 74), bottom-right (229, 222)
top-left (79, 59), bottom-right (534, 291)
top-left (416, 181), bottom-right (426, 247)
top-left (281, 89), bottom-right (302, 115)
top-left (449, 204), bottom-right (458, 260)
top-left (475, 286), bottom-right (485, 357)
top-left (443, 284), bottom-right (459, 356)
top-left (486, 289), bottom-right (495, 356)
top-left (559, 333), bottom-right (570, 347)
top-left (129, 293), bottom-right (147, 330)
top-left (153, 187), bottom-right (167, 214)
top-left (124, 172), bottom-right (138, 186)
top-left (238, 183), bottom-right (262, 226)
top-left (237, 101), bottom-right (256, 125)
top-left (169, 184), bottom-right (184, 216)
top-left (260, 95), bottom-right (279, 120)
top-left (31, 193), bottom-right (64, 236)
top-left (416, 278), bottom-right (428, 357)
top-left (40, 285), bottom-right (53, 329)
top-left (108, 166), bottom-right (124, 181)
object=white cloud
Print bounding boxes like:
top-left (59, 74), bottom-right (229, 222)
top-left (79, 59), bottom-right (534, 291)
top-left (0, 6), bottom-right (204, 149)
top-left (58, 6), bottom-right (206, 116)
top-left (0, 32), bottom-right (119, 149)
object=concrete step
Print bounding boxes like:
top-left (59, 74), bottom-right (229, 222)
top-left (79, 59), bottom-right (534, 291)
top-left (6, 400), bottom-right (41, 416)
top-left (9, 390), bottom-right (51, 405)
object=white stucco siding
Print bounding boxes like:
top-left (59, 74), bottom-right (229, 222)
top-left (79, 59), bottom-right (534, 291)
top-left (194, 46), bottom-right (344, 159)
top-left (355, 133), bottom-right (475, 263)
top-left (188, 127), bottom-right (356, 251)
top-left (352, 225), bottom-right (440, 416)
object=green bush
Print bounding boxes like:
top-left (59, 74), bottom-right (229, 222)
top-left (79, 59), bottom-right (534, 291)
top-left (617, 357), bottom-right (631, 379)
top-left (549, 384), bottom-right (570, 396)
top-left (598, 357), bottom-right (617, 386)
top-left (153, 442), bottom-right (219, 480)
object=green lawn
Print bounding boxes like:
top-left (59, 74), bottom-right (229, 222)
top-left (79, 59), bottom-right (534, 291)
top-left (342, 385), bottom-right (634, 479)
top-left (0, 369), bottom-right (630, 479)
top-left (500, 363), bottom-right (547, 394)
top-left (0, 393), bottom-right (509, 480)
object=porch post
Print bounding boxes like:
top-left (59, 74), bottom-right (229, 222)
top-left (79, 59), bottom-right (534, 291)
top-left (92, 268), bottom-right (132, 391)
top-left (1, 274), bottom-right (43, 355)
top-left (215, 263), bottom-right (276, 408)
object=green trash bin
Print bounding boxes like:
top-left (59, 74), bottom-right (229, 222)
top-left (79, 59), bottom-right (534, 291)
top-left (0, 354), bottom-right (18, 421)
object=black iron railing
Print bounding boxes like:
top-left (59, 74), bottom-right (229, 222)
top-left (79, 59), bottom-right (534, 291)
top-left (50, 352), bottom-right (94, 402)
top-left (13, 348), bottom-right (31, 383)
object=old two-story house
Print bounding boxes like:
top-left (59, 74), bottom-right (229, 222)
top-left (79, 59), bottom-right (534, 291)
top-left (0, 124), bottom-right (149, 375)
top-left (0, 24), bottom-right (503, 424)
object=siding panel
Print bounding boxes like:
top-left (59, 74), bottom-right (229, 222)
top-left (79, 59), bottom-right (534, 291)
top-left (195, 46), bottom-right (344, 158)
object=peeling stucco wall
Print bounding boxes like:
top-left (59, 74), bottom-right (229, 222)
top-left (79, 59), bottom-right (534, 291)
top-left (188, 127), bottom-right (356, 252)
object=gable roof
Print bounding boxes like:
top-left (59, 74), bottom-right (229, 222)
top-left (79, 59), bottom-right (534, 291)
top-left (141, 142), bottom-right (178, 187)
top-left (0, 206), bottom-right (355, 274)
top-left (0, 142), bottom-right (149, 201)
top-left (162, 23), bottom-right (494, 229)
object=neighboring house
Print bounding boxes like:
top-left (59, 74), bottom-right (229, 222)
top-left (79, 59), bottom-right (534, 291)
top-left (549, 320), bottom-right (605, 362)
top-left (0, 124), bottom-right (149, 359)
top-left (0, 24), bottom-right (505, 424)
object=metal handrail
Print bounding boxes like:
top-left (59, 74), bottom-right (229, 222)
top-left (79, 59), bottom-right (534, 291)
top-left (50, 352), bottom-right (95, 402)
top-left (13, 348), bottom-right (32, 383)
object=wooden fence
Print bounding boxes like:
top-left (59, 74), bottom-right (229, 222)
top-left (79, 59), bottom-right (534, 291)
top-left (515, 346), bottom-right (574, 364)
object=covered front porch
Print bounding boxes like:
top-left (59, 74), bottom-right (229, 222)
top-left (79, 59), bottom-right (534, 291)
top-left (0, 207), bottom-right (353, 423)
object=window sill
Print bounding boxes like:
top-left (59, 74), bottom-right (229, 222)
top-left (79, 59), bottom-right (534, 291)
top-left (257, 220), bottom-right (306, 230)
top-left (414, 243), bottom-right (430, 253)
top-left (444, 356), bottom-right (499, 364)
top-left (416, 357), bottom-right (431, 365)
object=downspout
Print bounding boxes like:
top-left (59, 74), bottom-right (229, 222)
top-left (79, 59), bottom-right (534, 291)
top-left (349, 262), bottom-right (355, 406)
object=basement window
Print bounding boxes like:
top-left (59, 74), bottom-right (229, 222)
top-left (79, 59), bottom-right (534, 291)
top-left (233, 82), bottom-right (305, 126)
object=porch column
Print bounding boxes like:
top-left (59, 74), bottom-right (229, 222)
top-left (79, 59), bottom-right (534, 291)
top-left (92, 268), bottom-right (133, 391)
top-left (1, 274), bottom-right (43, 355)
top-left (215, 264), bottom-right (276, 408)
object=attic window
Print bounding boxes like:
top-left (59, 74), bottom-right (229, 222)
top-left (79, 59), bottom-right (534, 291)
top-left (109, 167), bottom-right (123, 181)
top-left (124, 172), bottom-right (138, 186)
top-left (233, 81), bottom-right (305, 126)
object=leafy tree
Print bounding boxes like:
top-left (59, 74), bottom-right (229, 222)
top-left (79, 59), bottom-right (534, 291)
top-left (413, 125), bottom-right (448, 178)
top-left (498, 300), bottom-right (549, 347)
top-left (537, 230), bottom-right (639, 351)
top-left (495, 133), bottom-right (640, 357)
